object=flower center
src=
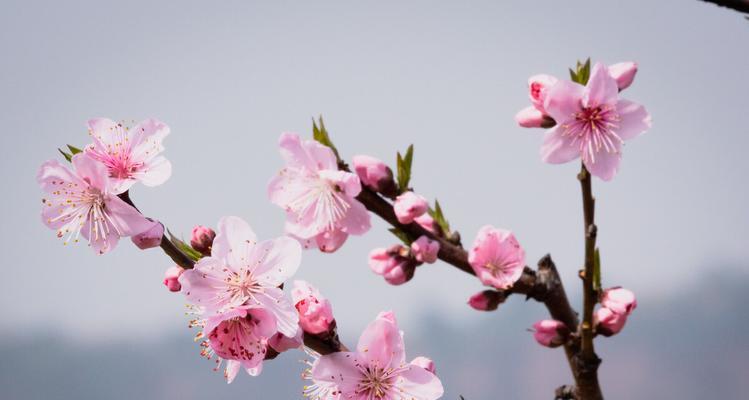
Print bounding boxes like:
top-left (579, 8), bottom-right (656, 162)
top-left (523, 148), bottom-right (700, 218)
top-left (288, 177), bottom-right (350, 231)
top-left (561, 105), bottom-right (622, 164)
top-left (356, 366), bottom-right (396, 399)
top-left (225, 269), bottom-right (263, 305)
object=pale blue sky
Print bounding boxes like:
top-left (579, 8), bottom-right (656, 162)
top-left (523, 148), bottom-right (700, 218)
top-left (1, 0), bottom-right (747, 350)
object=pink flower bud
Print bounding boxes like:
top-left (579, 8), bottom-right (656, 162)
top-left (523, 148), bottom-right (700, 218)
top-left (410, 235), bottom-right (440, 264)
top-left (410, 356), bottom-right (436, 374)
top-left (268, 330), bottom-right (303, 353)
top-left (131, 219), bottom-right (164, 250)
top-left (608, 62), bottom-right (638, 91)
top-left (292, 280), bottom-right (334, 335)
top-left (527, 74), bottom-right (558, 113)
top-left (163, 266), bottom-right (184, 292)
top-left (600, 287), bottom-right (637, 316)
top-left (352, 155), bottom-right (395, 194)
top-left (414, 213), bottom-right (436, 234)
top-left (190, 225), bottom-right (215, 256)
top-left (315, 228), bottom-right (349, 253)
top-left (467, 290), bottom-right (505, 311)
top-left (394, 192), bottom-right (428, 224)
top-left (595, 307), bottom-right (628, 337)
top-left (515, 106), bottom-right (555, 128)
top-left (383, 261), bottom-right (415, 285)
top-left (531, 319), bottom-right (569, 348)
top-left (368, 246), bottom-right (416, 286)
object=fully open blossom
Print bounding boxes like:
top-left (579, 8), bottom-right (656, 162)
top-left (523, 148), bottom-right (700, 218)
top-left (84, 118), bottom-right (172, 194)
top-left (468, 225), bottom-right (525, 289)
top-left (411, 235), bottom-right (439, 264)
top-left (179, 216), bottom-right (301, 337)
top-left (131, 219), bottom-right (163, 249)
top-left (200, 306), bottom-right (277, 383)
top-left (308, 311), bottom-right (444, 400)
top-left (532, 319), bottom-right (569, 348)
top-left (292, 280), bottom-right (335, 335)
top-left (540, 62), bottom-right (651, 180)
top-left (163, 266), bottom-right (184, 292)
top-left (352, 154), bottom-right (395, 194)
top-left (595, 307), bottom-right (628, 337)
top-left (37, 153), bottom-right (153, 254)
top-left (394, 191), bottom-right (428, 224)
top-left (600, 287), bottom-right (637, 316)
top-left (190, 225), bottom-right (215, 256)
top-left (268, 133), bottom-right (371, 251)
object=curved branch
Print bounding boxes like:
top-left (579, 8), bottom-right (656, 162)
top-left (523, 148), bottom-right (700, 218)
top-left (698, 0), bottom-right (749, 15)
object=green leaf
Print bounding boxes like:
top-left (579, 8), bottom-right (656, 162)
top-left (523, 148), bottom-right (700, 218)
top-left (396, 144), bottom-right (414, 193)
top-left (388, 227), bottom-right (412, 245)
top-left (312, 116), bottom-right (340, 161)
top-left (67, 144), bottom-right (82, 155)
top-left (167, 230), bottom-right (203, 261)
top-left (593, 248), bottom-right (602, 292)
top-left (570, 58), bottom-right (591, 85)
top-left (58, 148), bottom-right (73, 162)
top-left (427, 199), bottom-right (451, 235)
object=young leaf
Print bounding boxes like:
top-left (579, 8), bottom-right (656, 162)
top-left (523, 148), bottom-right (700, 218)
top-left (427, 199), bottom-right (451, 235)
top-left (67, 144), bottom-right (82, 155)
top-left (167, 230), bottom-right (203, 261)
top-left (396, 144), bottom-right (414, 193)
top-left (388, 227), bottom-right (413, 245)
top-left (593, 248), bottom-right (602, 293)
top-left (58, 148), bottom-right (73, 162)
top-left (312, 116), bottom-right (340, 161)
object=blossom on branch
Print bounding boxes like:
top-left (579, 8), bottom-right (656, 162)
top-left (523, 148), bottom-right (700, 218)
top-left (468, 225), bottom-right (525, 290)
top-left (292, 280), bottom-right (335, 335)
top-left (393, 191), bottom-right (428, 224)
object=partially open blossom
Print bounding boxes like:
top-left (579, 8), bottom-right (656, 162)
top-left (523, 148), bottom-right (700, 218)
top-left (268, 133), bottom-right (371, 251)
top-left (468, 225), bottom-right (525, 289)
top-left (532, 319), bottom-right (570, 348)
top-left (179, 216), bottom-right (302, 337)
top-left (37, 153), bottom-right (153, 254)
top-left (600, 287), bottom-right (637, 316)
top-left (414, 213), bottom-right (436, 234)
top-left (608, 62), bottom-right (638, 91)
top-left (528, 74), bottom-right (558, 113)
top-left (467, 290), bottom-right (505, 311)
top-left (411, 235), bottom-right (440, 264)
top-left (201, 306), bottom-right (277, 383)
top-left (369, 246), bottom-right (417, 285)
top-left (307, 311), bottom-right (444, 400)
top-left (410, 356), bottom-right (436, 374)
top-left (394, 191), bottom-right (428, 224)
top-left (268, 329), bottom-right (303, 353)
top-left (163, 266), bottom-right (184, 292)
top-left (595, 307), bottom-right (628, 337)
top-left (190, 225), bottom-right (215, 256)
top-left (131, 219), bottom-right (163, 249)
top-left (84, 118), bottom-right (172, 194)
top-left (292, 280), bottom-right (334, 335)
top-left (540, 62), bottom-right (651, 181)
top-left (352, 154), bottom-right (395, 194)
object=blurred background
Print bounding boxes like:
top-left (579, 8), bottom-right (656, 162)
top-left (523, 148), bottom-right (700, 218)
top-left (1, 0), bottom-right (748, 399)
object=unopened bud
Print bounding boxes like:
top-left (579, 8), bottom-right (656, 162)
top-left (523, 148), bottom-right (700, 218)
top-left (410, 235), bottom-right (440, 264)
top-left (352, 155), bottom-right (396, 195)
top-left (467, 290), bottom-right (505, 311)
top-left (163, 266), bottom-right (184, 292)
top-left (595, 307), bottom-right (628, 337)
top-left (190, 225), bottom-right (215, 256)
top-left (394, 192), bottom-right (428, 224)
top-left (531, 319), bottom-right (570, 348)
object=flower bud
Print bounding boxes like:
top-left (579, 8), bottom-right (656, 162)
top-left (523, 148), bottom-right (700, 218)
top-left (163, 266), bottom-right (184, 292)
top-left (608, 62), bottom-right (638, 91)
top-left (131, 219), bottom-right (164, 250)
top-left (515, 106), bottom-right (555, 128)
top-left (315, 228), bottom-right (348, 253)
top-left (383, 261), bottom-right (415, 285)
top-left (352, 155), bottom-right (396, 195)
top-left (467, 290), bottom-right (505, 311)
top-left (190, 225), bottom-right (215, 256)
top-left (291, 280), bottom-right (335, 335)
top-left (410, 356), bottom-right (436, 374)
top-left (531, 319), bottom-right (569, 348)
top-left (368, 246), bottom-right (417, 286)
top-left (414, 213), bottom-right (437, 234)
top-left (527, 74), bottom-right (558, 113)
top-left (410, 235), bottom-right (440, 264)
top-left (394, 192), bottom-right (428, 224)
top-left (595, 307), bottom-right (628, 337)
top-left (600, 287), bottom-right (637, 316)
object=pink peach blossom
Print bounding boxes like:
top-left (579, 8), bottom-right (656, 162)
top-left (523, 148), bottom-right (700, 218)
top-left (201, 306), bottom-right (277, 383)
top-left (541, 62), bottom-right (651, 181)
top-left (410, 356), bottom-right (436, 374)
top-left (515, 106), bottom-right (549, 128)
top-left (595, 307), bottom-right (628, 337)
top-left (528, 74), bottom-right (559, 113)
top-left (394, 191), bottom-right (428, 224)
top-left (308, 312), bottom-right (444, 400)
top-left (163, 266), bottom-right (184, 292)
top-left (268, 133), bottom-right (371, 250)
top-left (292, 280), bottom-right (335, 335)
top-left (352, 154), bottom-right (395, 194)
top-left (315, 228), bottom-right (349, 253)
top-left (369, 246), bottom-right (416, 285)
top-left (190, 225), bottom-right (215, 256)
top-left (84, 118), bottom-right (171, 194)
top-left (601, 287), bottom-right (637, 316)
top-left (131, 219), bottom-right (163, 249)
top-left (608, 62), bottom-right (638, 91)
top-left (179, 216), bottom-right (301, 337)
top-left (532, 319), bottom-right (569, 348)
top-left (467, 290), bottom-right (504, 312)
top-left (411, 235), bottom-right (439, 264)
top-left (37, 153), bottom-right (153, 254)
top-left (414, 213), bottom-right (436, 234)
top-left (268, 329), bottom-right (303, 353)
top-left (468, 225), bottom-right (525, 289)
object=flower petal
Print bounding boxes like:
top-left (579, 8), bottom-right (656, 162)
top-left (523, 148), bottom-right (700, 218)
top-left (356, 313), bottom-right (405, 369)
top-left (338, 199), bottom-right (371, 236)
top-left (543, 80), bottom-right (585, 124)
top-left (179, 256), bottom-right (229, 310)
top-left (584, 145), bottom-right (622, 182)
top-left (104, 194), bottom-right (154, 236)
top-left (396, 365), bottom-right (444, 400)
top-left (311, 352), bottom-right (363, 394)
top-left (250, 237), bottom-right (302, 287)
top-left (540, 125), bottom-right (580, 164)
top-left (256, 287), bottom-right (299, 337)
top-left (584, 63), bottom-right (619, 108)
top-left (615, 99), bottom-right (651, 141)
top-left (211, 216), bottom-right (258, 265)
top-left (136, 156), bottom-right (172, 187)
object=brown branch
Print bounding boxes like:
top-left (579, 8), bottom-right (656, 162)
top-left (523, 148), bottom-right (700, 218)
top-left (698, 0), bottom-right (749, 15)
top-left (576, 166), bottom-right (603, 400)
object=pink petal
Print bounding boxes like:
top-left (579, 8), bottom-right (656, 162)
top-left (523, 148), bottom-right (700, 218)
top-left (540, 125), bottom-right (580, 164)
top-left (103, 194), bottom-right (154, 236)
top-left (178, 257), bottom-right (229, 310)
top-left (128, 118), bottom-right (170, 161)
top-left (136, 156), bottom-right (172, 187)
top-left (211, 216), bottom-right (257, 267)
top-left (256, 286), bottom-right (299, 337)
top-left (249, 237), bottom-right (302, 287)
top-left (279, 132), bottom-right (336, 172)
top-left (338, 199), bottom-right (371, 235)
top-left (515, 106), bottom-right (547, 128)
top-left (71, 153), bottom-right (110, 192)
top-left (302, 139), bottom-right (338, 171)
top-left (584, 63), bottom-right (619, 108)
top-left (615, 99), bottom-right (651, 141)
top-left (543, 80), bottom-right (585, 124)
top-left (584, 144), bottom-right (622, 182)
top-left (396, 365), bottom-right (444, 400)
top-left (311, 352), bottom-right (363, 394)
top-left (356, 314), bottom-right (405, 369)
top-left (315, 229), bottom-right (349, 253)
top-left (318, 170), bottom-right (361, 198)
